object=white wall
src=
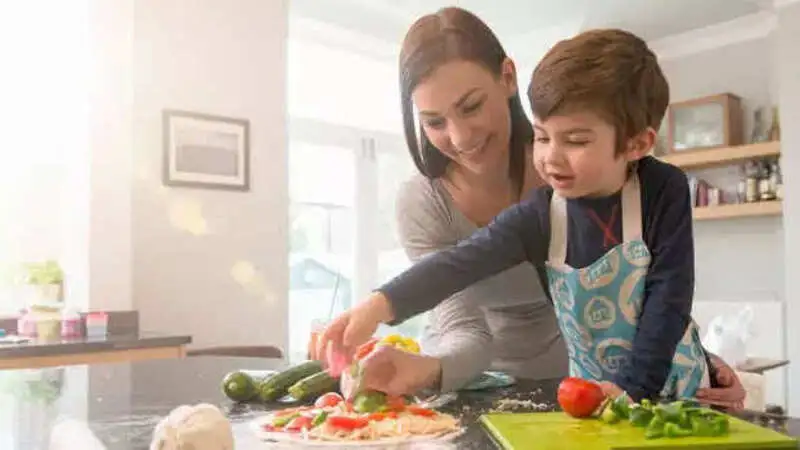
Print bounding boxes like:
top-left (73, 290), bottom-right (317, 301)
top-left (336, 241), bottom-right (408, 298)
top-left (774, 1), bottom-right (800, 416)
top-left (654, 6), bottom-right (800, 411)
top-left (130, 0), bottom-right (289, 349)
top-left (659, 37), bottom-right (785, 305)
top-left (82, 0), bottom-right (135, 313)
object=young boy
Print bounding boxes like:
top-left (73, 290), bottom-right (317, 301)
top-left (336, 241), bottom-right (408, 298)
top-left (321, 29), bottom-right (710, 402)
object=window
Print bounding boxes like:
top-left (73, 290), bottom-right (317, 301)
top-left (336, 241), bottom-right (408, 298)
top-left (286, 38), bottom-right (401, 134)
top-left (288, 141), bottom-right (356, 361)
top-left (0, 2), bottom-right (90, 315)
top-left (286, 20), bottom-right (433, 360)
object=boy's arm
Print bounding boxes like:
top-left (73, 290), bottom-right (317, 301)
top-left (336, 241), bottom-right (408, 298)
top-left (613, 169), bottom-right (695, 401)
top-left (378, 193), bottom-right (546, 326)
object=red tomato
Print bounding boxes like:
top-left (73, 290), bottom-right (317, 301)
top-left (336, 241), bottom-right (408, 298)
top-left (285, 415), bottom-right (313, 432)
top-left (314, 392), bottom-right (343, 408)
top-left (406, 405), bottom-right (437, 417)
top-left (354, 338), bottom-right (380, 361)
top-left (367, 412), bottom-right (388, 421)
top-left (557, 377), bottom-right (606, 418)
top-left (386, 395), bottom-right (407, 412)
top-left (326, 415), bottom-right (369, 430)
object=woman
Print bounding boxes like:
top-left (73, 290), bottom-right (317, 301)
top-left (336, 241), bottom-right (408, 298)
top-left (319, 6), bottom-right (745, 409)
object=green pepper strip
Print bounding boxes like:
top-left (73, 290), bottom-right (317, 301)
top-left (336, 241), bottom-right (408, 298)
top-left (664, 422), bottom-right (693, 438)
top-left (711, 415), bottom-right (730, 436)
top-left (601, 404), bottom-right (620, 424)
top-left (272, 412), bottom-right (300, 428)
top-left (645, 417), bottom-right (665, 439)
top-left (611, 395), bottom-right (631, 420)
top-left (311, 411), bottom-right (328, 428)
top-left (353, 391), bottom-right (387, 413)
top-left (690, 416), bottom-right (714, 436)
top-left (653, 402), bottom-right (682, 422)
top-left (629, 406), bottom-right (653, 427)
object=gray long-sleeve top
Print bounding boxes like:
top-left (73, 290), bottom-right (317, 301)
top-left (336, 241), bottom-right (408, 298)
top-left (395, 174), bottom-right (568, 392)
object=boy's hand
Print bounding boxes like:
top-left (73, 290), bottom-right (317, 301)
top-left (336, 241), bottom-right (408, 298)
top-left (315, 292), bottom-right (395, 367)
top-left (598, 381), bottom-right (630, 402)
top-left (696, 355), bottom-right (745, 410)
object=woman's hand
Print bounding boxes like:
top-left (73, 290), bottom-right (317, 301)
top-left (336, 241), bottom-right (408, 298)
top-left (696, 354), bottom-right (746, 410)
top-left (315, 292), bottom-right (395, 366)
top-left (359, 345), bottom-right (442, 397)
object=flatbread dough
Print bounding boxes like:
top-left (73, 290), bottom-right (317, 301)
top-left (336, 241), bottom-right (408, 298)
top-left (150, 403), bottom-right (234, 450)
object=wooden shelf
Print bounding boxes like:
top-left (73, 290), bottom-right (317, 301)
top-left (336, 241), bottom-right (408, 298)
top-left (660, 141), bottom-right (780, 170)
top-left (693, 201), bottom-right (782, 221)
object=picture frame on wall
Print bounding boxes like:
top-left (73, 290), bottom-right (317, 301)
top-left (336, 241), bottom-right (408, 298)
top-left (162, 109), bottom-right (250, 191)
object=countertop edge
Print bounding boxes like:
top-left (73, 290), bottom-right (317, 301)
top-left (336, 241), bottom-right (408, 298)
top-left (0, 335), bottom-right (192, 358)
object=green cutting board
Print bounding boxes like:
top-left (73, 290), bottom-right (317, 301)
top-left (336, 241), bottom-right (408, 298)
top-left (480, 412), bottom-right (798, 449)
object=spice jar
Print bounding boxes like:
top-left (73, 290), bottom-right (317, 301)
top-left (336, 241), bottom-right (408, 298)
top-left (745, 161), bottom-right (759, 202)
top-left (85, 312), bottom-right (109, 338)
top-left (17, 309), bottom-right (37, 337)
top-left (31, 304), bottom-right (62, 341)
top-left (61, 309), bottom-right (82, 338)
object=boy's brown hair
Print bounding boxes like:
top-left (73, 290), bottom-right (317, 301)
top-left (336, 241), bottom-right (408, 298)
top-left (528, 29), bottom-right (669, 154)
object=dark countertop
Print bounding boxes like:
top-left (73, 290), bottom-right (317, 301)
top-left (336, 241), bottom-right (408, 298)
top-left (1, 357), bottom-right (797, 449)
top-left (0, 333), bottom-right (192, 359)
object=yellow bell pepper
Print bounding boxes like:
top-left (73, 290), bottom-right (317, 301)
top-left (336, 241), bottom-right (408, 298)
top-left (377, 334), bottom-right (420, 354)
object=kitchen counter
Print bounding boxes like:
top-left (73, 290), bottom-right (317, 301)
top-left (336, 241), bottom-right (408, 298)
top-left (1, 356), bottom-right (798, 449)
top-left (0, 333), bottom-right (191, 370)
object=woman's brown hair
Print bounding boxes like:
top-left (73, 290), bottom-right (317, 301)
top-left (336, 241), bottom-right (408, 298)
top-left (399, 7), bottom-right (532, 195)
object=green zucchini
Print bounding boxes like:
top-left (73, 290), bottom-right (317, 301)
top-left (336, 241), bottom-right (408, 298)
top-left (257, 361), bottom-right (323, 402)
top-left (221, 370), bottom-right (277, 402)
top-left (287, 371), bottom-right (339, 402)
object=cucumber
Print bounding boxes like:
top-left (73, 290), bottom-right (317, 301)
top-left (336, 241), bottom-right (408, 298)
top-left (257, 361), bottom-right (323, 402)
top-left (221, 370), bottom-right (277, 402)
top-left (287, 371), bottom-right (339, 402)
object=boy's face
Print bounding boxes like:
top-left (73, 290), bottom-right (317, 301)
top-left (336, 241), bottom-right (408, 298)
top-left (532, 111), bottom-right (652, 198)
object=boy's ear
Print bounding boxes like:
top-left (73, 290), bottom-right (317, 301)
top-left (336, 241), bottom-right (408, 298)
top-left (625, 127), bottom-right (657, 162)
top-left (500, 57), bottom-right (518, 96)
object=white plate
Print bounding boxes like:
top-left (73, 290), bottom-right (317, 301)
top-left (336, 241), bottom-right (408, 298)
top-left (249, 416), bottom-right (464, 448)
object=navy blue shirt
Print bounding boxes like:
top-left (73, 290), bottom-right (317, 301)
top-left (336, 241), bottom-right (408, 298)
top-left (379, 156), bottom-right (696, 401)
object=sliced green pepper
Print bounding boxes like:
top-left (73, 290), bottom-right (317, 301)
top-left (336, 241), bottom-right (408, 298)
top-left (600, 403), bottom-right (620, 424)
top-left (710, 415), bottom-right (730, 436)
top-left (645, 417), bottom-right (665, 439)
top-left (353, 391), bottom-right (387, 413)
top-left (690, 416), bottom-right (714, 437)
top-left (653, 401), bottom-right (683, 422)
top-left (610, 395), bottom-right (631, 419)
top-left (629, 405), bottom-right (654, 427)
top-left (272, 412), bottom-right (300, 428)
top-left (664, 422), bottom-right (693, 438)
top-left (311, 411), bottom-right (328, 428)
top-left (678, 411), bottom-right (693, 429)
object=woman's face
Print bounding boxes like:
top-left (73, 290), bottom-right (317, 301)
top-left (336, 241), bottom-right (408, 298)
top-left (412, 59), bottom-right (517, 178)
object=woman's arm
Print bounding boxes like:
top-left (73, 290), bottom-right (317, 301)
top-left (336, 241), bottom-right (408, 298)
top-left (392, 176), bottom-right (493, 392)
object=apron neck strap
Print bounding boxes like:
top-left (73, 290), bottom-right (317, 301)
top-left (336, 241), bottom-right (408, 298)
top-left (548, 172), bottom-right (643, 264)
top-left (621, 172), bottom-right (643, 242)
top-left (548, 193), bottom-right (569, 264)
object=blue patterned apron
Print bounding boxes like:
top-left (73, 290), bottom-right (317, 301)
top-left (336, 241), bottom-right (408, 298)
top-left (545, 174), bottom-right (708, 399)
